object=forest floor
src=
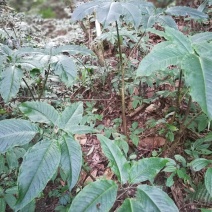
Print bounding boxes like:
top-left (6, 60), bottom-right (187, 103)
top-left (2, 2), bottom-right (212, 211)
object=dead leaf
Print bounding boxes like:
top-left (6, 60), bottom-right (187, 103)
top-left (139, 136), bottom-right (166, 149)
top-left (74, 134), bottom-right (87, 145)
top-left (87, 146), bottom-right (95, 156)
top-left (103, 168), bottom-right (113, 180)
top-left (145, 104), bottom-right (157, 113)
top-left (84, 169), bottom-right (98, 184)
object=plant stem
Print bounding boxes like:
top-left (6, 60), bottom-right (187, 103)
top-left (115, 21), bottom-right (127, 136)
top-left (38, 64), bottom-right (51, 100)
top-left (176, 69), bottom-right (183, 111)
top-left (22, 78), bottom-right (35, 101)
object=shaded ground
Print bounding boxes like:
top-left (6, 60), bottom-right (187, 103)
top-left (1, 1), bottom-right (212, 211)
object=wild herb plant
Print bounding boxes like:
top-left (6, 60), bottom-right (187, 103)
top-left (0, 0), bottom-right (212, 211)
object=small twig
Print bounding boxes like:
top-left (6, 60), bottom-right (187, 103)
top-left (22, 78), bottom-right (35, 101)
top-left (38, 64), bottom-right (51, 100)
top-left (82, 166), bottom-right (96, 182)
top-left (116, 21), bottom-right (127, 136)
top-left (128, 104), bottom-right (147, 118)
top-left (181, 96), bottom-right (192, 124)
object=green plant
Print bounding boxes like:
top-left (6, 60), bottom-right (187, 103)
top-left (185, 132), bottom-right (212, 158)
top-left (67, 134), bottom-right (178, 211)
top-left (71, 0), bottom-right (208, 138)
top-left (129, 121), bottom-right (144, 146)
top-left (39, 7), bottom-right (56, 19)
top-left (0, 43), bottom-right (93, 102)
top-left (0, 101), bottom-right (94, 211)
top-left (164, 155), bottom-right (191, 187)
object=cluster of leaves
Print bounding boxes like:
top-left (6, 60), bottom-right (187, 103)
top-left (0, 0), bottom-right (212, 211)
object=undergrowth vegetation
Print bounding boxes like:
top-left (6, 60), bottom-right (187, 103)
top-left (0, 0), bottom-right (212, 211)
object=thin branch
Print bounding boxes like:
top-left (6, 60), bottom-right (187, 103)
top-left (38, 64), bottom-right (51, 100)
top-left (22, 78), bottom-right (35, 101)
top-left (115, 21), bottom-right (127, 136)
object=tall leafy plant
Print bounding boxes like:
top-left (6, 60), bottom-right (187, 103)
top-left (71, 0), bottom-right (208, 136)
top-left (137, 28), bottom-right (212, 119)
top-left (0, 43), bottom-right (93, 102)
top-left (0, 101), bottom-right (93, 210)
top-left (68, 135), bottom-right (179, 211)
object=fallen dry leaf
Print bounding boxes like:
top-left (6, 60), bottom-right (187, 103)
top-left (74, 134), bottom-right (87, 145)
top-left (103, 168), bottom-right (113, 180)
top-left (145, 104), bottom-right (157, 113)
top-left (139, 136), bottom-right (166, 149)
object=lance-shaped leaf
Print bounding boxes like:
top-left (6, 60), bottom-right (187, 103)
top-left (0, 119), bottom-right (38, 153)
top-left (0, 66), bottom-right (23, 102)
top-left (191, 32), bottom-right (212, 44)
top-left (205, 168), bottom-right (212, 197)
top-left (182, 55), bottom-right (212, 119)
top-left (55, 45), bottom-right (94, 55)
top-left (97, 134), bottom-right (129, 184)
top-left (54, 56), bottom-right (77, 87)
top-left (136, 185), bottom-right (179, 212)
top-left (165, 27), bottom-right (193, 53)
top-left (19, 101), bottom-right (59, 125)
top-left (72, 1), bottom-right (141, 28)
top-left (193, 43), bottom-right (212, 57)
top-left (137, 42), bottom-right (186, 76)
top-left (60, 135), bottom-right (82, 190)
top-left (72, 1), bottom-right (99, 21)
top-left (15, 140), bottom-right (61, 210)
top-left (58, 102), bottom-right (83, 131)
top-left (117, 199), bottom-right (145, 212)
top-left (158, 15), bottom-right (178, 29)
top-left (68, 180), bottom-right (117, 212)
top-left (129, 158), bottom-right (168, 184)
top-left (166, 6), bottom-right (208, 19)
top-left (97, 2), bottom-right (124, 27)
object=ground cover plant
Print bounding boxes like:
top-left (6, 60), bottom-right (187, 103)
top-left (0, 0), bottom-right (212, 211)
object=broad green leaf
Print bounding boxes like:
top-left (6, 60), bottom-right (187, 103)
top-left (119, 3), bottom-right (141, 28)
top-left (68, 180), bottom-right (117, 212)
top-left (19, 200), bottom-right (35, 212)
top-left (0, 119), bottom-right (38, 153)
top-left (0, 44), bottom-right (13, 56)
top-left (72, 1), bottom-right (99, 21)
top-left (129, 158), bottom-right (168, 184)
top-left (54, 56), bottom-right (77, 87)
top-left (193, 43), bottom-right (212, 57)
top-left (190, 158), bottom-right (211, 171)
top-left (142, 14), bottom-right (156, 29)
top-left (117, 199), bottom-right (145, 212)
top-left (205, 168), bottom-right (212, 197)
top-left (73, 1), bottom-right (141, 28)
top-left (60, 135), bottom-right (82, 190)
top-left (68, 125), bottom-right (95, 135)
top-left (19, 101), bottom-right (59, 125)
top-left (198, 0), bottom-right (208, 12)
top-left (4, 193), bottom-right (17, 209)
top-left (182, 55), bottom-right (212, 119)
top-left (97, 2), bottom-right (124, 27)
top-left (97, 134), bottom-right (129, 184)
top-left (0, 198), bottom-right (6, 212)
top-left (165, 27), bottom-right (193, 53)
top-left (6, 150), bottom-right (19, 169)
top-left (191, 32), bottom-right (212, 44)
top-left (137, 43), bottom-right (186, 76)
top-left (158, 15), bottom-right (178, 29)
top-left (166, 6), bottom-right (208, 19)
top-left (137, 185), bottom-right (179, 212)
top-left (58, 102), bottom-right (83, 131)
top-left (15, 140), bottom-right (61, 210)
top-left (0, 66), bottom-right (23, 102)
top-left (55, 45), bottom-right (94, 55)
